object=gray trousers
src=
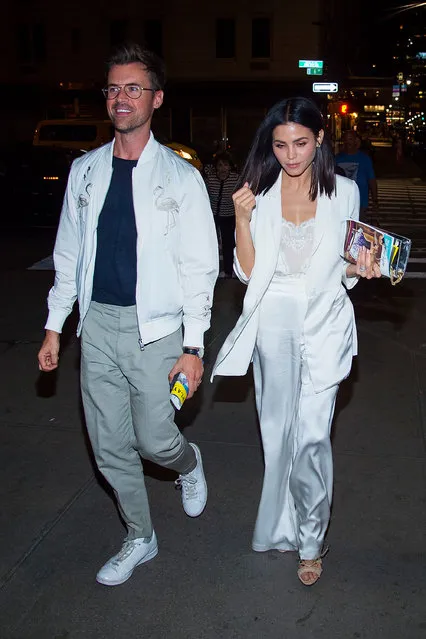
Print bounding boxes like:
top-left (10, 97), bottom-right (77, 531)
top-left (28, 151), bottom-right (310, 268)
top-left (80, 302), bottom-right (196, 540)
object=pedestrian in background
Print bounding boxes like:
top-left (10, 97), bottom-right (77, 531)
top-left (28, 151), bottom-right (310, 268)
top-left (359, 131), bottom-right (375, 160)
top-left (204, 152), bottom-right (240, 278)
top-left (38, 42), bottom-right (218, 586)
top-left (212, 97), bottom-right (380, 586)
top-left (335, 129), bottom-right (379, 219)
top-left (395, 133), bottom-right (404, 163)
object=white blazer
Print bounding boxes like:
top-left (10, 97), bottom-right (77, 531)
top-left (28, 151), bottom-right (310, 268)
top-left (211, 173), bottom-right (360, 393)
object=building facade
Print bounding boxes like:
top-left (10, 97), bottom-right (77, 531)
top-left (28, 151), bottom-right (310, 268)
top-left (391, 9), bottom-right (426, 128)
top-left (5, 0), bottom-right (326, 160)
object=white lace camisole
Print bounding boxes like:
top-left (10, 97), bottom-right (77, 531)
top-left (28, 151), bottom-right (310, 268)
top-left (274, 217), bottom-right (316, 277)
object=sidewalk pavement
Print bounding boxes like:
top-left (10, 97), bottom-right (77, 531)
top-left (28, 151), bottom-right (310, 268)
top-left (0, 256), bottom-right (425, 638)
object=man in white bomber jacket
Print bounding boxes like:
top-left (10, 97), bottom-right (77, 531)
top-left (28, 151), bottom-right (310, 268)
top-left (38, 43), bottom-right (218, 586)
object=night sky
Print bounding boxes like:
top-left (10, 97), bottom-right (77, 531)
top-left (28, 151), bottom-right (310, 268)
top-left (356, 1), bottom-right (425, 75)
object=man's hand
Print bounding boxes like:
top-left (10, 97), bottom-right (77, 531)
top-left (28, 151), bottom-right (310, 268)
top-left (38, 330), bottom-right (61, 372)
top-left (169, 353), bottom-right (204, 399)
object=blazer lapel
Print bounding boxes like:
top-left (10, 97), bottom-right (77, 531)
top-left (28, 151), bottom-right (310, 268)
top-left (311, 190), bottom-right (328, 257)
top-left (306, 190), bottom-right (332, 293)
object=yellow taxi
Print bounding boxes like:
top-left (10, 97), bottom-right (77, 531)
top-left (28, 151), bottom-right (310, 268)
top-left (165, 141), bottom-right (203, 171)
top-left (33, 119), bottom-right (203, 172)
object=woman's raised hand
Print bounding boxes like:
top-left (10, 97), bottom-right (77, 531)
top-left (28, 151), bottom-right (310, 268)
top-left (232, 182), bottom-right (256, 223)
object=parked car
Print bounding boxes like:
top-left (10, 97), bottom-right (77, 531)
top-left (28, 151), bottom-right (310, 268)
top-left (11, 120), bottom-right (203, 227)
top-left (33, 119), bottom-right (113, 152)
top-left (30, 146), bottom-right (86, 225)
top-left (34, 119), bottom-right (203, 170)
top-left (163, 141), bottom-right (203, 171)
top-left (9, 145), bottom-right (83, 226)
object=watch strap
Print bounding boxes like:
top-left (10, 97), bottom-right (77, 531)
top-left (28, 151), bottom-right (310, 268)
top-left (183, 347), bottom-right (203, 358)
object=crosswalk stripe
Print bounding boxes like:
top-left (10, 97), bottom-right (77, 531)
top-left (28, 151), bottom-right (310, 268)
top-left (404, 272), bottom-right (426, 278)
top-left (366, 179), bottom-right (426, 272)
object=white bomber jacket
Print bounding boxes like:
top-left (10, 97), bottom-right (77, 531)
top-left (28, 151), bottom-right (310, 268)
top-left (45, 133), bottom-right (219, 347)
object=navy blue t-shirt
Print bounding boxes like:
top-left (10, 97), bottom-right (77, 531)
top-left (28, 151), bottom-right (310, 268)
top-left (92, 157), bottom-right (138, 306)
top-left (335, 150), bottom-right (375, 208)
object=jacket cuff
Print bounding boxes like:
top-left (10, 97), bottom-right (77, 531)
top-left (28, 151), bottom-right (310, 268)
top-left (342, 261), bottom-right (359, 290)
top-left (183, 323), bottom-right (205, 349)
top-left (234, 252), bottom-right (251, 284)
top-left (44, 310), bottom-right (68, 334)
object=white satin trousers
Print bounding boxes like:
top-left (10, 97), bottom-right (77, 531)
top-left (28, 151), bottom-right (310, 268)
top-left (252, 276), bottom-right (338, 560)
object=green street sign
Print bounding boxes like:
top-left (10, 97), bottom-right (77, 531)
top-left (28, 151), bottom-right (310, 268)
top-left (299, 60), bottom-right (323, 69)
top-left (307, 68), bottom-right (323, 75)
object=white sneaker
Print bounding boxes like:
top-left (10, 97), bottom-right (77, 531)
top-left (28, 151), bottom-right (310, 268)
top-left (96, 531), bottom-right (158, 586)
top-left (175, 443), bottom-right (207, 517)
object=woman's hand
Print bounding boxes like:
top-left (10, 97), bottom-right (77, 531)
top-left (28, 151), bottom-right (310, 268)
top-left (346, 246), bottom-right (382, 279)
top-left (233, 183), bottom-right (256, 223)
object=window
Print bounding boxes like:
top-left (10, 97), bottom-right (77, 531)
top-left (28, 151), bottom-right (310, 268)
top-left (71, 28), bottom-right (81, 55)
top-left (38, 124), bottom-right (98, 143)
top-left (16, 25), bottom-right (31, 65)
top-left (110, 20), bottom-right (128, 47)
top-left (216, 18), bottom-right (236, 58)
top-left (143, 19), bottom-right (163, 58)
top-left (16, 23), bottom-right (46, 66)
top-left (251, 17), bottom-right (270, 58)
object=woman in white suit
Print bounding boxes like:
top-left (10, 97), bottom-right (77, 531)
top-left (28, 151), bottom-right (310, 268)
top-left (212, 98), bottom-right (380, 586)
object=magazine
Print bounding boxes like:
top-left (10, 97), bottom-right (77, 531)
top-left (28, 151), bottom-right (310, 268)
top-left (343, 219), bottom-right (411, 285)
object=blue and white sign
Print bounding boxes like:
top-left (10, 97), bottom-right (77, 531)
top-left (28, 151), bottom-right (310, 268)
top-left (312, 82), bottom-right (338, 93)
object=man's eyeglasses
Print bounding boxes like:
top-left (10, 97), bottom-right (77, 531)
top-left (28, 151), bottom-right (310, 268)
top-left (102, 84), bottom-right (155, 100)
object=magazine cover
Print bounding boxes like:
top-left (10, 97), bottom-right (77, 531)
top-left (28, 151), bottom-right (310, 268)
top-left (343, 219), bottom-right (411, 284)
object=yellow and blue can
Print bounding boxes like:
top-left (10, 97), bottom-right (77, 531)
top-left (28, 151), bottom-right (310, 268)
top-left (170, 372), bottom-right (189, 410)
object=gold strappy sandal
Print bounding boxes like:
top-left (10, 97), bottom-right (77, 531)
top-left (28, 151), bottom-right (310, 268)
top-left (297, 546), bottom-right (328, 586)
top-left (297, 558), bottom-right (323, 586)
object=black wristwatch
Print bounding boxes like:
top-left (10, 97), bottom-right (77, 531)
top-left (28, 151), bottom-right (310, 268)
top-left (183, 347), bottom-right (204, 359)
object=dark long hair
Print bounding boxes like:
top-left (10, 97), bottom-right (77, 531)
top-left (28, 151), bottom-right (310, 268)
top-left (239, 97), bottom-right (336, 200)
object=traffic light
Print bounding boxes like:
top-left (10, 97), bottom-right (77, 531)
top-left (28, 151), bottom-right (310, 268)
top-left (340, 103), bottom-right (349, 115)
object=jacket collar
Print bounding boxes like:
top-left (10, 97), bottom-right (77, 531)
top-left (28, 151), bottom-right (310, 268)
top-left (108, 131), bottom-right (159, 165)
